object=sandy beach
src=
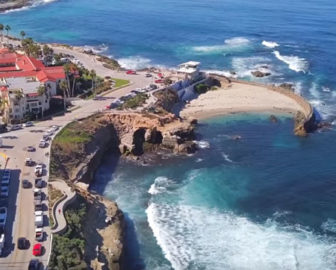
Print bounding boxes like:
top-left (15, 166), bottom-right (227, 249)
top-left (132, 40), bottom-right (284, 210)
top-left (180, 82), bottom-right (309, 120)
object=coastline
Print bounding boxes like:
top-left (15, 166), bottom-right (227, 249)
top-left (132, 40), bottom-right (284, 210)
top-left (0, 0), bottom-right (30, 13)
top-left (180, 81), bottom-right (310, 120)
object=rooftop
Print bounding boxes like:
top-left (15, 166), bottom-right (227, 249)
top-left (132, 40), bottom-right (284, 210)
top-left (6, 77), bottom-right (41, 95)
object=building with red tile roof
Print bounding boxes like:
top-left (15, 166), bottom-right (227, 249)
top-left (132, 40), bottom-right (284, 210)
top-left (0, 49), bottom-right (66, 123)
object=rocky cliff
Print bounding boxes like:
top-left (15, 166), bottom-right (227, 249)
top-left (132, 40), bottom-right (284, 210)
top-left (51, 112), bottom-right (196, 184)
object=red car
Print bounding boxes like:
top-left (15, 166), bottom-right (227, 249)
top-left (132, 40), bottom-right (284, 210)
top-left (32, 243), bottom-right (42, 256)
top-left (126, 70), bottom-right (136, 75)
top-left (158, 73), bottom-right (164, 78)
top-left (155, 79), bottom-right (163, 84)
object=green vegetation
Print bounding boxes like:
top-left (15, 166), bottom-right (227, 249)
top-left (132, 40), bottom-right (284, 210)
top-left (96, 55), bottom-right (120, 70)
top-left (48, 184), bottom-right (64, 227)
top-left (21, 37), bottom-right (41, 58)
top-left (54, 122), bottom-right (91, 145)
top-left (194, 83), bottom-right (209, 94)
top-left (113, 78), bottom-right (129, 88)
top-left (121, 93), bottom-right (148, 109)
top-left (49, 201), bottom-right (88, 270)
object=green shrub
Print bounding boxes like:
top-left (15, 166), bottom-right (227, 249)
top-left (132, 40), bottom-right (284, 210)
top-left (194, 83), bottom-right (209, 94)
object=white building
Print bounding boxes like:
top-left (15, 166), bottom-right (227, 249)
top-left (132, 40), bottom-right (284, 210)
top-left (177, 61), bottom-right (201, 81)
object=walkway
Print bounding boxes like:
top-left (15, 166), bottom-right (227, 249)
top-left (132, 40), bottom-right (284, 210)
top-left (50, 180), bottom-right (76, 234)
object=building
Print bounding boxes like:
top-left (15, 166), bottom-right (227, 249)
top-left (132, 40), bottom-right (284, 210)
top-left (177, 61), bottom-right (201, 81)
top-left (0, 48), bottom-right (65, 123)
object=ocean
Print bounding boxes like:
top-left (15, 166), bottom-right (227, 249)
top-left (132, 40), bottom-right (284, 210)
top-left (1, 0), bottom-right (336, 269)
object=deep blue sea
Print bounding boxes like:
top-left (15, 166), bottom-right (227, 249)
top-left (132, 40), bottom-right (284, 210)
top-left (2, 0), bottom-right (336, 269)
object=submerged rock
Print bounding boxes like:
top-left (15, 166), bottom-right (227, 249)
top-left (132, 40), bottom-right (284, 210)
top-left (269, 115), bottom-right (278, 123)
top-left (251, 70), bottom-right (271, 78)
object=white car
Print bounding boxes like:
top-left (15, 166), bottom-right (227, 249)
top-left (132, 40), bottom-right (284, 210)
top-left (51, 125), bottom-right (59, 131)
top-left (35, 228), bottom-right (43, 241)
top-left (23, 122), bottom-right (34, 127)
top-left (34, 165), bottom-right (43, 177)
top-left (0, 186), bottom-right (8, 197)
top-left (0, 207), bottom-right (7, 227)
top-left (39, 140), bottom-right (47, 148)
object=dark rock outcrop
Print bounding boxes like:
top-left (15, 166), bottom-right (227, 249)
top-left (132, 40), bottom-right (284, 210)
top-left (251, 70), bottom-right (271, 78)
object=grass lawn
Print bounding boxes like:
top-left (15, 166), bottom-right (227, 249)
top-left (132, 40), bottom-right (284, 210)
top-left (53, 122), bottom-right (91, 144)
top-left (112, 78), bottom-right (130, 88)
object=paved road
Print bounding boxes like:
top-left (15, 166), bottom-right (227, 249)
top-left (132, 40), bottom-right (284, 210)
top-left (0, 64), bottom-right (153, 269)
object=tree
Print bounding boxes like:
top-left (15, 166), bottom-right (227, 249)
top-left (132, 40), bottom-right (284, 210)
top-left (42, 44), bottom-right (53, 56)
top-left (5, 25), bottom-right (10, 37)
top-left (37, 85), bottom-right (46, 96)
top-left (90, 69), bottom-right (96, 94)
top-left (20, 30), bottom-right (26, 40)
top-left (0, 24), bottom-right (3, 44)
top-left (59, 80), bottom-right (69, 110)
top-left (14, 90), bottom-right (24, 101)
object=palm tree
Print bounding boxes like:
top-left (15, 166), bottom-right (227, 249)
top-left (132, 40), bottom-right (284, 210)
top-left (20, 30), bottom-right (26, 40)
top-left (0, 24), bottom-right (4, 45)
top-left (37, 85), bottom-right (46, 96)
top-left (14, 90), bottom-right (23, 101)
top-left (5, 25), bottom-right (10, 37)
top-left (90, 69), bottom-right (96, 94)
top-left (59, 80), bottom-right (69, 110)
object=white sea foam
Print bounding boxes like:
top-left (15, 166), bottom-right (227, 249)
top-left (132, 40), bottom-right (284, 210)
top-left (231, 56), bottom-right (274, 78)
top-left (321, 219), bottom-right (336, 234)
top-left (147, 203), bottom-right (336, 270)
top-left (196, 158), bottom-right (203, 163)
top-left (192, 37), bottom-right (250, 54)
top-left (83, 44), bottom-right (109, 54)
top-left (262, 40), bottom-right (279, 49)
top-left (309, 83), bottom-right (320, 99)
top-left (203, 69), bottom-right (238, 78)
top-left (222, 152), bottom-right (233, 163)
top-left (3, 0), bottom-right (58, 13)
top-left (118, 56), bottom-right (151, 70)
top-left (273, 51), bottom-right (308, 73)
top-left (148, 177), bottom-right (174, 195)
top-left (322, 87), bottom-right (331, 93)
top-left (195, 140), bottom-right (210, 149)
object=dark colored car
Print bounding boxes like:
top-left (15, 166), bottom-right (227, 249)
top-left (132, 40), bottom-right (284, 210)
top-left (17, 237), bottom-right (29, 250)
top-left (34, 179), bottom-right (43, 188)
top-left (22, 179), bottom-right (31, 189)
top-left (27, 146), bottom-right (36, 152)
top-left (28, 259), bottom-right (41, 270)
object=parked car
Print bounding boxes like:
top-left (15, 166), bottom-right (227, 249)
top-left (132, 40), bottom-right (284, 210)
top-left (0, 207), bottom-right (7, 227)
top-left (0, 186), bottom-right (9, 197)
top-left (2, 170), bottom-right (10, 178)
top-left (22, 179), bottom-right (31, 189)
top-left (51, 125), bottom-right (59, 131)
top-left (25, 158), bottom-right (34, 166)
top-left (126, 70), bottom-right (136, 75)
top-left (35, 228), bottom-right (43, 242)
top-left (34, 202), bottom-right (43, 212)
top-left (34, 179), bottom-right (43, 188)
top-left (27, 146), bottom-right (36, 152)
top-left (28, 259), bottom-right (41, 270)
top-left (35, 215), bottom-right (43, 228)
top-left (42, 134), bottom-right (50, 141)
top-left (1, 174), bottom-right (10, 185)
top-left (10, 124), bottom-right (22, 131)
top-left (150, 84), bottom-right (158, 90)
top-left (34, 189), bottom-right (42, 201)
top-left (39, 140), bottom-right (47, 148)
top-left (23, 122), bottom-right (34, 127)
top-left (145, 73), bottom-right (152, 77)
top-left (34, 166), bottom-right (43, 177)
top-left (0, 227), bottom-right (5, 256)
top-left (17, 237), bottom-right (29, 250)
top-left (155, 79), bottom-right (163, 84)
top-left (32, 243), bottom-right (42, 256)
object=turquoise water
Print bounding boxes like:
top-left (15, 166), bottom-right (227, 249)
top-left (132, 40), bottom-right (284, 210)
top-left (2, 1), bottom-right (336, 269)
top-left (91, 115), bottom-right (336, 269)
top-left (1, 0), bottom-right (336, 119)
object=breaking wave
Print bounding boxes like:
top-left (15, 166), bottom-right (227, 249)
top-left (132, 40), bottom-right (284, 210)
top-left (146, 203), bottom-right (336, 270)
top-left (195, 140), bottom-right (210, 149)
top-left (222, 152), bottom-right (233, 163)
top-left (192, 37), bottom-right (251, 54)
top-left (262, 40), bottom-right (279, 49)
top-left (148, 177), bottom-right (174, 195)
top-left (273, 51), bottom-right (308, 73)
top-left (118, 56), bottom-right (151, 70)
top-left (83, 43), bottom-right (109, 54)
